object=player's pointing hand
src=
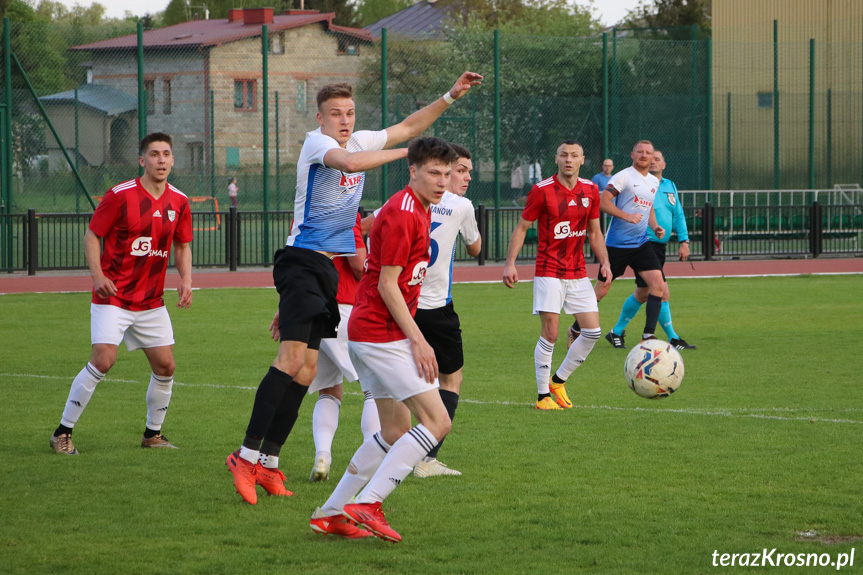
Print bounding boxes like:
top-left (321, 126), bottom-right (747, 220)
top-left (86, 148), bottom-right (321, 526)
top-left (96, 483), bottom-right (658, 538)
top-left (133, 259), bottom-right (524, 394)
top-left (448, 72), bottom-right (483, 101)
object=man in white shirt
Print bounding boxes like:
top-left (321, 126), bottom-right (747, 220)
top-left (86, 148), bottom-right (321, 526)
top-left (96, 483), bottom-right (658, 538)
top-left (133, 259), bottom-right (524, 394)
top-left (412, 143), bottom-right (481, 478)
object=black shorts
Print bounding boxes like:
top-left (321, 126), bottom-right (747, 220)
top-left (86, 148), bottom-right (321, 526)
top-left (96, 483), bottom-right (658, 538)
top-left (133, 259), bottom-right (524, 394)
top-left (272, 246), bottom-right (340, 350)
top-left (414, 302), bottom-right (464, 375)
top-left (634, 242), bottom-right (667, 288)
top-left (599, 242), bottom-right (663, 283)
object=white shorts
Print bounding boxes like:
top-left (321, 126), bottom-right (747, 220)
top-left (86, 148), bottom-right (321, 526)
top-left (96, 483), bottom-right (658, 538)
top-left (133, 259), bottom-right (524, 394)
top-left (91, 304), bottom-right (174, 351)
top-left (348, 339), bottom-right (439, 402)
top-left (308, 304), bottom-right (362, 394)
top-left (533, 276), bottom-right (599, 315)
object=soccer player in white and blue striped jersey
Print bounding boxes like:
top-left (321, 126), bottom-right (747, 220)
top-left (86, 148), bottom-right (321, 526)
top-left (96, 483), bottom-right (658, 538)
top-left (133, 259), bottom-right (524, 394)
top-left (226, 73), bottom-right (483, 511)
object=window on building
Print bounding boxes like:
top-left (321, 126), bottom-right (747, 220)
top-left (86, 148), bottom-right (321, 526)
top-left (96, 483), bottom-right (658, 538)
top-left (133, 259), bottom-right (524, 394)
top-left (270, 32), bottom-right (285, 54)
top-left (337, 37), bottom-right (359, 56)
top-left (163, 79), bottom-right (172, 115)
top-left (296, 80), bottom-right (307, 113)
top-left (234, 79), bottom-right (256, 111)
top-left (757, 92), bottom-right (773, 109)
top-left (144, 79), bottom-right (155, 115)
top-left (187, 142), bottom-right (203, 171)
top-left (226, 147), bottom-right (240, 168)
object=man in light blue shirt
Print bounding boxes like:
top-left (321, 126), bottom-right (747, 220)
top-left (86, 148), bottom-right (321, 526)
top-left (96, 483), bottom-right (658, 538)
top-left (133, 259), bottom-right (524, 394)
top-left (605, 150), bottom-right (697, 351)
top-left (591, 158), bottom-right (614, 191)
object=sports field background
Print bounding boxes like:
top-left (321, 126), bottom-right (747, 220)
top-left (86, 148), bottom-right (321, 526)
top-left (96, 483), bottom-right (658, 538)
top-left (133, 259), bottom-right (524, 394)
top-left (1, 275), bottom-right (862, 574)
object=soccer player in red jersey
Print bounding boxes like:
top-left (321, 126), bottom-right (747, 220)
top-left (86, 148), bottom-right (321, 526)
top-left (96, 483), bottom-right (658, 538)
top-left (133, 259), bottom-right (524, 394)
top-left (310, 137), bottom-right (457, 542)
top-left (503, 141), bottom-right (611, 410)
top-left (305, 212), bottom-right (381, 483)
top-left (49, 133), bottom-right (193, 455)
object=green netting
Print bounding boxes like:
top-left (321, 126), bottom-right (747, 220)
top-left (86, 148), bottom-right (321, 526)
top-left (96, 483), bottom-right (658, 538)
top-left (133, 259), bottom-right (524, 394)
top-left (1, 19), bottom-right (862, 216)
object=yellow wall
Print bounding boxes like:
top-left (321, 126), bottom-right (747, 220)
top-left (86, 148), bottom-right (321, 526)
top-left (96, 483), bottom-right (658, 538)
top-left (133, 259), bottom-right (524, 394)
top-left (713, 0), bottom-right (863, 188)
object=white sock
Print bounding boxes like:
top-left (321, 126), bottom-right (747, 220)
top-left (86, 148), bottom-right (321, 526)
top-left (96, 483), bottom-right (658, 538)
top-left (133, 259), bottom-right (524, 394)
top-left (535, 337), bottom-right (554, 394)
top-left (321, 432), bottom-right (389, 516)
top-left (360, 390), bottom-right (381, 440)
top-left (555, 328), bottom-right (602, 381)
top-left (145, 372), bottom-right (173, 431)
top-left (312, 393), bottom-right (341, 455)
top-left (60, 363), bottom-right (104, 428)
top-left (356, 424), bottom-right (437, 504)
top-left (258, 453), bottom-right (279, 469)
top-left (239, 446), bottom-right (259, 464)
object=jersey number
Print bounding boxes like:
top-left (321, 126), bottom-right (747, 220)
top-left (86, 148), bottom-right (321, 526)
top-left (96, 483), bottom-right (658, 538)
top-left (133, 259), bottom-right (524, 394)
top-left (428, 222), bottom-right (443, 267)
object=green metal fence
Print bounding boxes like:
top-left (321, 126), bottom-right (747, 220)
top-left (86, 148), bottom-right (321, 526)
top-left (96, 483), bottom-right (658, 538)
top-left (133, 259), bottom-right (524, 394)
top-left (2, 15), bottom-right (863, 271)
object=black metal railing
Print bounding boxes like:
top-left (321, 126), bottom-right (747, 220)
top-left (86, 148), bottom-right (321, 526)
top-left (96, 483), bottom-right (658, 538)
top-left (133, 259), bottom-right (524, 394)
top-left (2, 202), bottom-right (861, 275)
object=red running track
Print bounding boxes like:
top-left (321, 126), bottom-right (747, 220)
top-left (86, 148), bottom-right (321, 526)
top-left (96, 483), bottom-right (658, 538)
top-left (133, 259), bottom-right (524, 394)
top-left (1, 258), bottom-right (861, 294)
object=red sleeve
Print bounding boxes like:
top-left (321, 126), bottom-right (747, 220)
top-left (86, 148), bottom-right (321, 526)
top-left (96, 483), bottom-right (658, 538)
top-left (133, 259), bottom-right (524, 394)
top-left (520, 184), bottom-right (543, 222)
top-left (378, 208), bottom-right (413, 268)
top-left (88, 190), bottom-right (120, 238)
top-left (174, 198), bottom-right (194, 243)
top-left (589, 183), bottom-right (601, 220)
top-left (353, 212), bottom-right (364, 250)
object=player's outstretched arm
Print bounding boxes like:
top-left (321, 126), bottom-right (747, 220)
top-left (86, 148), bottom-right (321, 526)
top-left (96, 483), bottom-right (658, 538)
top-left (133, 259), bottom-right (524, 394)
top-left (84, 228), bottom-right (117, 299)
top-left (174, 240), bottom-right (193, 308)
top-left (323, 147), bottom-right (408, 174)
top-left (384, 71), bottom-right (483, 148)
top-left (587, 218), bottom-right (612, 288)
top-left (502, 217), bottom-right (532, 288)
top-left (379, 265), bottom-right (438, 383)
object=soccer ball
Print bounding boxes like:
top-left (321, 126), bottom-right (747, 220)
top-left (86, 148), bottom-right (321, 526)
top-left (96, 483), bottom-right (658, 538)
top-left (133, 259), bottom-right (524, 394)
top-left (624, 339), bottom-right (685, 399)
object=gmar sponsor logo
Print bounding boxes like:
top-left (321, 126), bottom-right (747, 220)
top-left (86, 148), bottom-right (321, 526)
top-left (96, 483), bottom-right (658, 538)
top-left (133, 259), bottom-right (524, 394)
top-left (129, 236), bottom-right (168, 258)
top-left (339, 173), bottom-right (362, 190)
top-left (553, 221), bottom-right (586, 240)
top-left (407, 261), bottom-right (428, 286)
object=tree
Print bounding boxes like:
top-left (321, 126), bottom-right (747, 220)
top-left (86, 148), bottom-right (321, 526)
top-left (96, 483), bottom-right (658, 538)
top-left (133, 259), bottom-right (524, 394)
top-left (356, 0), bottom-right (411, 28)
top-left (623, 0), bottom-right (711, 38)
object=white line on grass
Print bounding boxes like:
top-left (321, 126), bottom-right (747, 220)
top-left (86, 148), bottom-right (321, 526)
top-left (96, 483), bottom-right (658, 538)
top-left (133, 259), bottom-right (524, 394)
top-left (8, 372), bottom-right (862, 426)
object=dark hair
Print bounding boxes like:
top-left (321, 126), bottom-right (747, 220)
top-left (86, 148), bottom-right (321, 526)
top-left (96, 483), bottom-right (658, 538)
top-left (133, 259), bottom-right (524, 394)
top-left (448, 143), bottom-right (471, 160)
top-left (316, 83), bottom-right (353, 110)
top-left (139, 132), bottom-right (172, 155)
top-left (407, 137), bottom-right (458, 167)
top-left (558, 140), bottom-right (583, 152)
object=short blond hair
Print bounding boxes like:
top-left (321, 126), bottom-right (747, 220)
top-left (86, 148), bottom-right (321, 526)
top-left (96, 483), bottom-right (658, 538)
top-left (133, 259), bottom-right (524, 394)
top-left (633, 139), bottom-right (654, 151)
top-left (316, 83), bottom-right (353, 110)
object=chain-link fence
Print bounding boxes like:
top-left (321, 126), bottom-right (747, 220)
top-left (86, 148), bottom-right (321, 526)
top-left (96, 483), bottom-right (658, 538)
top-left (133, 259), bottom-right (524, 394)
top-left (1, 12), bottom-right (862, 264)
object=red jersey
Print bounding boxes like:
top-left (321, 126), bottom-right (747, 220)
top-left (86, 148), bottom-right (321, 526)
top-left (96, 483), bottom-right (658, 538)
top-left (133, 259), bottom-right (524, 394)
top-left (349, 187), bottom-right (431, 343)
top-left (89, 179), bottom-right (193, 311)
top-left (334, 213), bottom-right (364, 306)
top-left (521, 174), bottom-right (600, 279)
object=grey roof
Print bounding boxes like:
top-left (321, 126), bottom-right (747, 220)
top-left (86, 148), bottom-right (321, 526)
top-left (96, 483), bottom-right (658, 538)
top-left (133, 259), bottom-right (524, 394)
top-left (40, 84), bottom-right (137, 116)
top-left (364, 0), bottom-right (454, 39)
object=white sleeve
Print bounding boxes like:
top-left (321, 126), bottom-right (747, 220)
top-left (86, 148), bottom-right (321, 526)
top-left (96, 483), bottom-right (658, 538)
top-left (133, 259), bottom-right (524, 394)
top-left (352, 130), bottom-right (389, 152)
top-left (459, 200), bottom-right (480, 246)
top-left (305, 132), bottom-right (341, 166)
top-left (607, 170), bottom-right (628, 194)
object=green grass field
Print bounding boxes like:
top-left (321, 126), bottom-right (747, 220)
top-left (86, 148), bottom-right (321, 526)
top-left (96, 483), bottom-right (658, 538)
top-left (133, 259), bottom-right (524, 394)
top-left (2, 275), bottom-right (862, 574)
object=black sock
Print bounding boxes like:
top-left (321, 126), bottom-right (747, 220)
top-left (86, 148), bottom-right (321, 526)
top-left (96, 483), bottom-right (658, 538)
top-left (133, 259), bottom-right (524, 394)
top-left (143, 428), bottom-right (160, 439)
top-left (427, 390), bottom-right (459, 459)
top-left (537, 392), bottom-right (551, 402)
top-left (54, 424), bottom-right (73, 437)
top-left (551, 374), bottom-right (565, 384)
top-left (644, 294), bottom-right (662, 335)
top-left (258, 379), bottom-right (308, 454)
top-left (243, 366), bottom-right (293, 451)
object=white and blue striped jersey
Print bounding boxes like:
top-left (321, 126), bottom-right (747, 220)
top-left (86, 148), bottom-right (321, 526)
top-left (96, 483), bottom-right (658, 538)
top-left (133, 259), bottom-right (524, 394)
top-left (418, 191), bottom-right (480, 310)
top-left (604, 166), bottom-right (659, 248)
top-left (287, 127), bottom-right (388, 254)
